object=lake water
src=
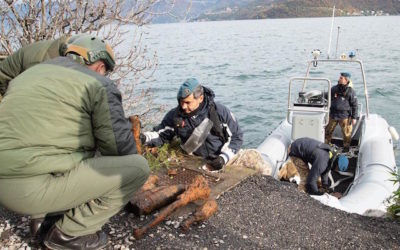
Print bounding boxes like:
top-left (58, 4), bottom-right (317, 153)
top-left (138, 16), bottom-right (400, 165)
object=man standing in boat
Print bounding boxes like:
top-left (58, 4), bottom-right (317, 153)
top-left (141, 78), bottom-right (243, 172)
top-left (325, 72), bottom-right (358, 152)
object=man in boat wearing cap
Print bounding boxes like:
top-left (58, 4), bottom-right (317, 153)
top-left (141, 78), bottom-right (243, 171)
top-left (325, 72), bottom-right (358, 152)
top-left (278, 137), bottom-right (349, 195)
top-left (0, 35), bottom-right (150, 249)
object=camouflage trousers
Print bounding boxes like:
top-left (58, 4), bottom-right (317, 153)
top-left (325, 118), bottom-right (353, 148)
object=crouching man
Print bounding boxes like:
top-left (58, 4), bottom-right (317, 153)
top-left (278, 137), bottom-right (348, 195)
top-left (142, 78), bottom-right (243, 171)
top-left (0, 35), bottom-right (150, 249)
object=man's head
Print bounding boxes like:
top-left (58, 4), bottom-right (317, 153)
top-left (338, 72), bottom-right (351, 85)
top-left (177, 78), bottom-right (204, 114)
top-left (64, 35), bottom-right (115, 76)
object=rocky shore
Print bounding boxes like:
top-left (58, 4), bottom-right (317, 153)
top-left (1, 175), bottom-right (400, 249)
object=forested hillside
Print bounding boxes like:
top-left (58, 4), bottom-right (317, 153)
top-left (145, 0), bottom-right (400, 23)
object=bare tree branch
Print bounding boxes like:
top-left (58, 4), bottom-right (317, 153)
top-left (0, 0), bottom-right (189, 123)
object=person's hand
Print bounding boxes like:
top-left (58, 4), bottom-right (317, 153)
top-left (206, 156), bottom-right (225, 171)
top-left (319, 186), bottom-right (333, 194)
top-left (306, 184), bottom-right (324, 196)
top-left (308, 189), bottom-right (324, 196)
top-left (352, 119), bottom-right (357, 126)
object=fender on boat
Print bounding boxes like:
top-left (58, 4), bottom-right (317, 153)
top-left (257, 120), bottom-right (292, 178)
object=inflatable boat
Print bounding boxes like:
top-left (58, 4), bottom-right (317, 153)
top-left (257, 52), bottom-right (399, 216)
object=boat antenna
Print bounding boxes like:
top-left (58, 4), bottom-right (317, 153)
top-left (335, 26), bottom-right (341, 59)
top-left (327, 5), bottom-right (336, 59)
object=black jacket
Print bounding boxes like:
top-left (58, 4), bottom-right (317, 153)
top-left (330, 84), bottom-right (358, 120)
top-left (289, 137), bottom-right (332, 194)
top-left (146, 87), bottom-right (243, 161)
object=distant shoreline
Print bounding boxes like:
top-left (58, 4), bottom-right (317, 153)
top-left (150, 15), bottom-right (398, 25)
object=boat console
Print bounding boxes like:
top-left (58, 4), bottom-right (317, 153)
top-left (287, 78), bottom-right (331, 142)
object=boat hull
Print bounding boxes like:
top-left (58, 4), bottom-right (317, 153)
top-left (257, 114), bottom-right (399, 215)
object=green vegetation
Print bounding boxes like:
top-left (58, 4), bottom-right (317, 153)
top-left (143, 138), bottom-right (183, 171)
top-left (387, 171), bottom-right (400, 220)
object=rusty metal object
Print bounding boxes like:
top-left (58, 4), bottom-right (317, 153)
top-left (181, 199), bottom-right (218, 231)
top-left (140, 175), bottom-right (159, 192)
top-left (168, 169), bottom-right (178, 176)
top-left (133, 175), bottom-right (211, 239)
top-left (145, 147), bottom-right (158, 156)
top-left (129, 115), bottom-right (142, 155)
top-left (130, 184), bottom-right (185, 216)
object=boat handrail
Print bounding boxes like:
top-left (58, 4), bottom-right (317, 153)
top-left (304, 58), bottom-right (369, 118)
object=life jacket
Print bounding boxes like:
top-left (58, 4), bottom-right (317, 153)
top-left (318, 142), bottom-right (355, 190)
top-left (316, 142), bottom-right (338, 170)
top-left (328, 148), bottom-right (340, 170)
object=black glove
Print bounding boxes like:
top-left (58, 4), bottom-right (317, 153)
top-left (139, 133), bottom-right (147, 144)
top-left (321, 182), bottom-right (334, 194)
top-left (206, 156), bottom-right (225, 170)
top-left (306, 183), bottom-right (324, 196)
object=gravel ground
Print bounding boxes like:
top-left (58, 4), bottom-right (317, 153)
top-left (1, 175), bottom-right (400, 249)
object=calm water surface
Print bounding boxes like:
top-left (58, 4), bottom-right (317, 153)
top-left (136, 16), bottom-right (400, 165)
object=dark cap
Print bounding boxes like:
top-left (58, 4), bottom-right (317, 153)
top-left (177, 78), bottom-right (200, 99)
top-left (340, 72), bottom-right (351, 79)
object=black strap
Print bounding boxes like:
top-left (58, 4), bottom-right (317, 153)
top-left (328, 149), bottom-right (339, 170)
top-left (208, 102), bottom-right (227, 143)
top-left (338, 86), bottom-right (351, 100)
top-left (316, 142), bottom-right (338, 170)
top-left (344, 87), bottom-right (350, 98)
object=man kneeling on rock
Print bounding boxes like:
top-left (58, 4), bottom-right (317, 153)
top-left (0, 35), bottom-right (150, 249)
top-left (278, 137), bottom-right (348, 195)
top-left (141, 78), bottom-right (243, 172)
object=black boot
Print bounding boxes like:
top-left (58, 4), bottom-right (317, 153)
top-left (44, 225), bottom-right (108, 250)
top-left (30, 215), bottom-right (61, 245)
top-left (30, 217), bottom-right (45, 244)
